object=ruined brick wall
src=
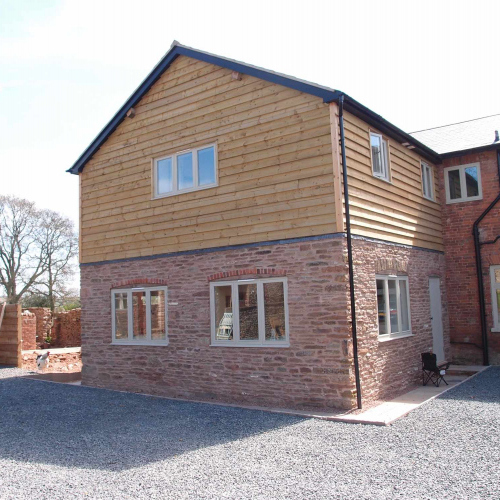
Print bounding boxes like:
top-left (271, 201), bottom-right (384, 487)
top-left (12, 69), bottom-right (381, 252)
top-left (352, 238), bottom-right (450, 402)
top-left (25, 308), bottom-right (52, 347)
top-left (51, 309), bottom-right (81, 348)
top-left (440, 150), bottom-right (500, 364)
top-left (22, 349), bottom-right (82, 372)
top-left (21, 311), bottom-right (37, 351)
top-left (81, 237), bottom-right (357, 410)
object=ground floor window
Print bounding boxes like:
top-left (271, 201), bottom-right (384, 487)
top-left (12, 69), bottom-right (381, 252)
top-left (111, 287), bottom-right (168, 345)
top-left (490, 266), bottom-right (500, 331)
top-left (210, 277), bottom-right (289, 347)
top-left (376, 275), bottom-right (411, 338)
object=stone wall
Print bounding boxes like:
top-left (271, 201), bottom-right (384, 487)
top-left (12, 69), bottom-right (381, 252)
top-left (26, 308), bottom-right (52, 346)
top-left (81, 237), bottom-right (357, 410)
top-left (440, 150), bottom-right (500, 364)
top-left (351, 237), bottom-right (450, 402)
top-left (22, 348), bottom-right (82, 372)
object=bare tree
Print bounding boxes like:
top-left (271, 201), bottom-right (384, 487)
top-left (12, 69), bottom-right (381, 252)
top-left (0, 196), bottom-right (47, 303)
top-left (34, 210), bottom-right (78, 311)
top-left (0, 196), bottom-right (78, 308)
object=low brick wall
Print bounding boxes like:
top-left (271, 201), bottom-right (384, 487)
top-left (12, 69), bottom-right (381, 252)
top-left (51, 309), bottom-right (81, 348)
top-left (21, 311), bottom-right (37, 351)
top-left (22, 348), bottom-right (82, 372)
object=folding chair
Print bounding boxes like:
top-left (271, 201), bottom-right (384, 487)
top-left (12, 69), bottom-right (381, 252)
top-left (421, 352), bottom-right (451, 387)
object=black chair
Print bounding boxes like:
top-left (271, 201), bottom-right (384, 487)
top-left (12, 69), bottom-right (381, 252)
top-left (421, 352), bottom-right (451, 387)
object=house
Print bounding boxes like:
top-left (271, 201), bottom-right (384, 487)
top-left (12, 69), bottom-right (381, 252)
top-left (411, 115), bottom-right (500, 366)
top-left (69, 42), bottom-right (496, 411)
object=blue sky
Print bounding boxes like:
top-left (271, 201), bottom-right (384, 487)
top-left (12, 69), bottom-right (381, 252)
top-left (1, 0), bottom-right (499, 231)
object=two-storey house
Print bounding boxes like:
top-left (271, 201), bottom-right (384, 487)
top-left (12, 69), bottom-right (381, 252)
top-left (69, 43), bottom-right (451, 410)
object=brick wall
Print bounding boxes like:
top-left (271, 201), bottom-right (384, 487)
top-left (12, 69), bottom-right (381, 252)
top-left (26, 308), bottom-right (52, 346)
top-left (51, 309), bottom-right (81, 348)
top-left (21, 311), bottom-right (37, 351)
top-left (0, 304), bottom-right (22, 367)
top-left (352, 238), bottom-right (450, 402)
top-left (440, 150), bottom-right (500, 364)
top-left (81, 237), bottom-right (357, 410)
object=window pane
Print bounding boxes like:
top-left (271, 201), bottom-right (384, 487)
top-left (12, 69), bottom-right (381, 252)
top-left (448, 169), bottom-right (461, 199)
top-left (198, 146), bottom-right (215, 186)
top-left (388, 279), bottom-right (399, 333)
top-left (264, 282), bottom-right (286, 341)
top-left (465, 166), bottom-right (479, 197)
top-left (114, 293), bottom-right (128, 340)
top-left (496, 290), bottom-right (500, 321)
top-left (426, 167), bottom-right (433, 199)
top-left (214, 285), bottom-right (233, 340)
top-left (376, 279), bottom-right (387, 335)
top-left (421, 165), bottom-right (427, 196)
top-left (399, 280), bottom-right (410, 332)
top-left (151, 290), bottom-right (166, 341)
top-left (132, 291), bottom-right (147, 341)
top-left (381, 139), bottom-right (388, 177)
top-left (494, 268), bottom-right (500, 283)
top-left (238, 283), bottom-right (259, 341)
top-left (157, 158), bottom-right (173, 194)
top-left (177, 152), bottom-right (193, 190)
top-left (371, 134), bottom-right (382, 174)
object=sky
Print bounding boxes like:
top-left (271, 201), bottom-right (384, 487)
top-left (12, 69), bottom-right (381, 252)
top-left (1, 0), bottom-right (499, 230)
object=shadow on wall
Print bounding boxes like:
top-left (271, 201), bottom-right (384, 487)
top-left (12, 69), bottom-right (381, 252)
top-left (0, 376), bottom-right (304, 472)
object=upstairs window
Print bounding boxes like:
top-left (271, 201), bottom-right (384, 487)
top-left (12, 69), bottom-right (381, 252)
top-left (370, 132), bottom-right (390, 181)
top-left (376, 275), bottom-right (411, 339)
top-left (421, 162), bottom-right (435, 201)
top-left (210, 278), bottom-right (289, 347)
top-left (111, 287), bottom-right (168, 345)
top-left (154, 144), bottom-right (217, 198)
top-left (444, 163), bottom-right (482, 203)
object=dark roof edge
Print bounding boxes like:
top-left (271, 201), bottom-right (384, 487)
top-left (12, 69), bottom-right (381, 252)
top-left (68, 42), bottom-right (441, 174)
top-left (342, 96), bottom-right (442, 164)
top-left (439, 143), bottom-right (500, 159)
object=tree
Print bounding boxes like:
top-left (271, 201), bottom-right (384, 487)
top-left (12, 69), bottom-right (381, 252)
top-left (0, 196), bottom-right (78, 308)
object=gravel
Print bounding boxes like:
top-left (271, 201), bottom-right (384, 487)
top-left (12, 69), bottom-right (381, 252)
top-left (0, 366), bottom-right (499, 499)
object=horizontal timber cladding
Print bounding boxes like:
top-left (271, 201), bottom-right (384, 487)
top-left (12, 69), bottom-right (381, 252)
top-left (80, 56), bottom-right (335, 263)
top-left (342, 111), bottom-right (444, 251)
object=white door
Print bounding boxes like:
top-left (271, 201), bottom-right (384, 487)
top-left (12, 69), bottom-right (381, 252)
top-left (429, 277), bottom-right (445, 362)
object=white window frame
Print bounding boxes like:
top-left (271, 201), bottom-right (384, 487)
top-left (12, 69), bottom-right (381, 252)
top-left (210, 277), bottom-right (290, 347)
top-left (111, 286), bottom-right (169, 345)
top-left (152, 143), bottom-right (218, 199)
top-left (421, 161), bottom-right (435, 201)
top-left (369, 131), bottom-right (390, 182)
top-left (376, 275), bottom-right (412, 341)
top-left (490, 266), bottom-right (500, 332)
top-left (444, 162), bottom-right (482, 204)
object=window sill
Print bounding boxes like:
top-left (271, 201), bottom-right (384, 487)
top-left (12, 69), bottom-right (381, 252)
top-left (372, 174), bottom-right (392, 185)
top-left (111, 341), bottom-right (170, 346)
top-left (378, 332), bottom-right (414, 343)
top-left (491, 327), bottom-right (500, 333)
top-left (152, 182), bottom-right (218, 200)
top-left (211, 342), bottom-right (290, 348)
top-left (446, 196), bottom-right (483, 205)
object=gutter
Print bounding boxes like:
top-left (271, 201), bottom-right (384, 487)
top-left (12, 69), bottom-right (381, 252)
top-left (338, 94), bottom-right (362, 409)
top-left (472, 147), bottom-right (500, 366)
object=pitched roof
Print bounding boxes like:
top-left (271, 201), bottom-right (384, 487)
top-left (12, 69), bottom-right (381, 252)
top-left (68, 42), bottom-right (440, 174)
top-left (410, 114), bottom-right (500, 156)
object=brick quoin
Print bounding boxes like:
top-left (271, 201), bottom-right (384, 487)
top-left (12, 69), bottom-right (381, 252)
top-left (439, 150), bottom-right (500, 364)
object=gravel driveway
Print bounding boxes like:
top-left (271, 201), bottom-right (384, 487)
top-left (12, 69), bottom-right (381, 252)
top-left (0, 366), bottom-right (499, 500)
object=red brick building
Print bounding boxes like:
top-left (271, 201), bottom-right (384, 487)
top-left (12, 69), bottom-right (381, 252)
top-left (412, 116), bottom-right (500, 365)
top-left (68, 43), bottom-right (497, 410)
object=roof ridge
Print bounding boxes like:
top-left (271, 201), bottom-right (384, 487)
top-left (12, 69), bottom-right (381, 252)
top-left (410, 113), bottom-right (500, 134)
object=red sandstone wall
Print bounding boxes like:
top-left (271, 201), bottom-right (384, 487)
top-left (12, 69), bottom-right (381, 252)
top-left (51, 309), bottom-right (81, 348)
top-left (21, 311), bottom-right (37, 351)
top-left (440, 150), bottom-right (500, 364)
top-left (80, 238), bottom-right (356, 410)
top-left (352, 238), bottom-right (450, 402)
top-left (25, 308), bottom-right (52, 347)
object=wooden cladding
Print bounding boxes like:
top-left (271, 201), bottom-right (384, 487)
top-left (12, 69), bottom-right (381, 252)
top-left (341, 111), bottom-right (443, 251)
top-left (80, 56), bottom-right (336, 263)
top-left (0, 304), bottom-right (22, 367)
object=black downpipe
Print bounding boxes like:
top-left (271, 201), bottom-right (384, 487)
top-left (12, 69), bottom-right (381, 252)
top-left (338, 95), bottom-right (362, 409)
top-left (472, 148), bottom-right (500, 366)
